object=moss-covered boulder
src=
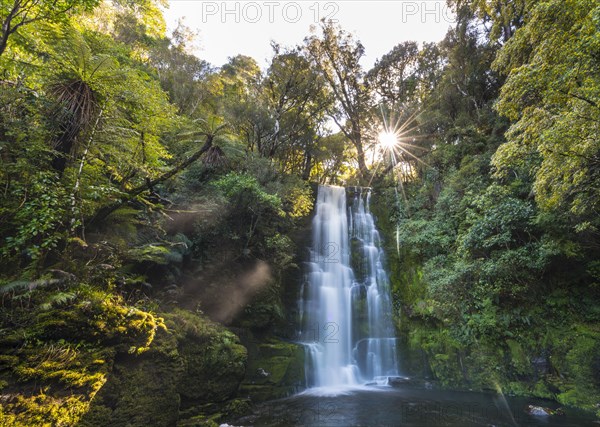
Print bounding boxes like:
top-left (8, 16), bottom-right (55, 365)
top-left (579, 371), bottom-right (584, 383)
top-left (239, 336), bottom-right (304, 402)
top-left (172, 309), bottom-right (248, 413)
top-left (78, 328), bottom-right (183, 427)
top-left (80, 308), bottom-right (248, 426)
top-left (0, 287), bottom-right (164, 427)
top-left (0, 292), bottom-right (248, 427)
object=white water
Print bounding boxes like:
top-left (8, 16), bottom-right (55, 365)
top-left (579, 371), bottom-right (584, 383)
top-left (298, 185), bottom-right (399, 391)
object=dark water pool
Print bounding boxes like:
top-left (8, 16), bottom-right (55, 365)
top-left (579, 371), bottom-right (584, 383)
top-left (233, 386), bottom-right (599, 426)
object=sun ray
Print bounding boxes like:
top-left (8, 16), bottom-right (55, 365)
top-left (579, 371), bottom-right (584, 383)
top-left (394, 144), bottom-right (430, 168)
top-left (395, 108), bottom-right (426, 133)
top-left (395, 122), bottom-right (428, 138)
top-left (395, 142), bottom-right (430, 151)
top-left (366, 154), bottom-right (386, 188)
top-left (378, 131), bottom-right (399, 149)
top-left (369, 104), bottom-right (435, 234)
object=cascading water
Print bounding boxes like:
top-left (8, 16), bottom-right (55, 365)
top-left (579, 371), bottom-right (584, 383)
top-left (298, 185), bottom-right (399, 390)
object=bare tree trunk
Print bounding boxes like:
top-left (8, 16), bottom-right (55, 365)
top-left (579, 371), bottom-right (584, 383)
top-left (352, 125), bottom-right (368, 177)
top-left (70, 108), bottom-right (103, 233)
top-left (0, 31), bottom-right (9, 57)
top-left (0, 1), bottom-right (20, 58)
top-left (302, 150), bottom-right (312, 180)
top-left (355, 141), bottom-right (368, 176)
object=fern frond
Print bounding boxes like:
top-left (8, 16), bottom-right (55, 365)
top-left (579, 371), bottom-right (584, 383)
top-left (40, 292), bottom-right (78, 311)
top-left (0, 279), bottom-right (60, 295)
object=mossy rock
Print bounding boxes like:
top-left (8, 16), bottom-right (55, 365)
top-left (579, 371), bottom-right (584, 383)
top-left (506, 339), bottom-right (531, 376)
top-left (0, 288), bottom-right (165, 427)
top-left (234, 289), bottom-right (285, 331)
top-left (255, 339), bottom-right (300, 359)
top-left (79, 328), bottom-right (183, 427)
top-left (240, 337), bottom-right (304, 402)
top-left (350, 237), bottom-right (367, 283)
top-left (238, 384), bottom-right (300, 403)
top-left (222, 398), bottom-right (252, 418)
top-left (532, 380), bottom-right (555, 399)
top-left (177, 413), bottom-right (222, 427)
top-left (176, 398), bottom-right (251, 426)
top-left (178, 336), bottom-right (247, 405)
top-left (504, 381), bottom-right (530, 396)
top-left (81, 309), bottom-right (248, 426)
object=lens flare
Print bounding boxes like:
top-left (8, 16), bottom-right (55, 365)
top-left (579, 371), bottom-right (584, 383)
top-left (378, 131), bottom-right (399, 149)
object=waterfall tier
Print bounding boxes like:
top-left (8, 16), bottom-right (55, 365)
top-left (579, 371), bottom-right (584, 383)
top-left (298, 185), bottom-right (399, 390)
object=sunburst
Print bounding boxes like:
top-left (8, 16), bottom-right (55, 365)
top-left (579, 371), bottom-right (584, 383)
top-left (369, 104), bottom-right (432, 255)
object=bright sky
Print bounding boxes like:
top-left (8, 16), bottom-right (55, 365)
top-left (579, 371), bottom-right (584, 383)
top-left (164, 1), bottom-right (455, 68)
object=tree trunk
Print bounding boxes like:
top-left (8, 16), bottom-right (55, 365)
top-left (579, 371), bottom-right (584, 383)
top-left (0, 31), bottom-right (9, 57)
top-left (352, 128), bottom-right (368, 177)
top-left (355, 142), bottom-right (367, 176)
top-left (0, 3), bottom-right (17, 58)
top-left (302, 150), bottom-right (312, 181)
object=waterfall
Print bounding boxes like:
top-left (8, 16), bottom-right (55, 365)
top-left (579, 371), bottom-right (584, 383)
top-left (298, 185), bottom-right (399, 389)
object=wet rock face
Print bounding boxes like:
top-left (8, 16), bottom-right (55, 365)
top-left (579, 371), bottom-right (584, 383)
top-left (531, 350), bottom-right (551, 377)
top-left (79, 341), bottom-right (183, 427)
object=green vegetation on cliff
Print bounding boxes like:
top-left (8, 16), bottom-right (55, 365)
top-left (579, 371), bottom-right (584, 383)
top-left (369, 0), bottom-right (600, 415)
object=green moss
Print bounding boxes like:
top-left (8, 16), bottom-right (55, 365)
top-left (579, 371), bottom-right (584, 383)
top-left (0, 394), bottom-right (91, 427)
top-left (222, 398), bottom-right (252, 418)
top-left (81, 308), bottom-right (248, 426)
top-left (235, 288), bottom-right (285, 330)
top-left (504, 381), bottom-right (529, 396)
top-left (0, 294), bottom-right (249, 427)
top-left (164, 309), bottom-right (247, 407)
top-left (532, 381), bottom-right (554, 399)
top-left (178, 338), bottom-right (247, 404)
top-left (79, 326), bottom-right (183, 427)
top-left (408, 328), bottom-right (465, 386)
top-left (177, 414), bottom-right (221, 427)
top-left (350, 237), bottom-right (366, 283)
top-left (31, 288), bottom-right (166, 354)
top-left (240, 337), bottom-right (304, 402)
top-left (506, 339), bottom-right (531, 376)
top-left (0, 340), bottom-right (114, 426)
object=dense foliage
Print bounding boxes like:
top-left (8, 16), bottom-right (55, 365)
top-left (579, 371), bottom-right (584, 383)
top-left (374, 0), bottom-right (600, 415)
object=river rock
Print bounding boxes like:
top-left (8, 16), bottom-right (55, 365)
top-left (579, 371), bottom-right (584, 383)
top-left (526, 405), bottom-right (565, 416)
top-left (387, 376), bottom-right (412, 387)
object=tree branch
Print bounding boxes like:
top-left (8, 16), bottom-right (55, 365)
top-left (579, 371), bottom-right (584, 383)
top-left (88, 133), bottom-right (216, 225)
top-left (561, 89), bottom-right (599, 109)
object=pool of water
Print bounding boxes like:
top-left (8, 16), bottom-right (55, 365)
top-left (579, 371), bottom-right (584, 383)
top-left (233, 385), bottom-right (599, 426)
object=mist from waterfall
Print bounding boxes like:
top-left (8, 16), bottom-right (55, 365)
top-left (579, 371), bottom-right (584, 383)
top-left (298, 185), bottom-right (399, 391)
